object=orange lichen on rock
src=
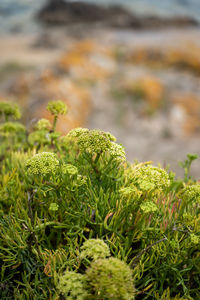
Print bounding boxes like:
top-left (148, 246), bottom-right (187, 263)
top-left (135, 77), bottom-right (164, 108)
top-left (166, 44), bottom-right (200, 73)
top-left (172, 94), bottom-right (200, 135)
top-left (122, 76), bottom-right (164, 109)
top-left (127, 43), bottom-right (200, 74)
top-left (58, 40), bottom-right (116, 81)
top-left (127, 46), bottom-right (165, 69)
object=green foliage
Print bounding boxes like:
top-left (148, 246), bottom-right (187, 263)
top-left (0, 100), bottom-right (199, 299)
top-left (179, 153), bottom-right (199, 182)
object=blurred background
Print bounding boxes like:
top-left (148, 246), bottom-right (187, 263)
top-left (0, 0), bottom-right (200, 176)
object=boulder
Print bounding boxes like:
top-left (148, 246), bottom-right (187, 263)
top-left (37, 0), bottom-right (198, 29)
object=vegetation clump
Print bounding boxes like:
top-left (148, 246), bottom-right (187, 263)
top-left (0, 100), bottom-right (199, 300)
top-left (86, 257), bottom-right (135, 300)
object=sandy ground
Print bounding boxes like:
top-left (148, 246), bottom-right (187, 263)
top-left (0, 34), bottom-right (63, 67)
top-left (1, 27), bottom-right (200, 69)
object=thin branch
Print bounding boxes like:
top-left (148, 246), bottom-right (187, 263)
top-left (131, 237), bottom-right (167, 267)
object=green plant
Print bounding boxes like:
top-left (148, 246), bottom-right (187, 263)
top-left (179, 153), bottom-right (199, 182)
top-left (86, 257), bottom-right (135, 299)
top-left (0, 100), bottom-right (199, 299)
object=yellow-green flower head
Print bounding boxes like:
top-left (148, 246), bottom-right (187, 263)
top-left (181, 184), bottom-right (200, 203)
top-left (80, 239), bottom-right (110, 261)
top-left (61, 163), bottom-right (78, 175)
top-left (67, 128), bottom-right (89, 138)
top-left (35, 118), bottom-right (51, 131)
top-left (120, 186), bottom-right (142, 196)
top-left (28, 130), bottom-right (50, 146)
top-left (67, 128), bottom-right (126, 160)
top-left (25, 152), bottom-right (59, 176)
top-left (86, 257), bottom-right (135, 300)
top-left (57, 271), bottom-right (88, 300)
top-left (0, 122), bottom-right (26, 135)
top-left (77, 175), bottom-right (87, 186)
top-left (190, 233), bottom-right (200, 245)
top-left (47, 100), bottom-right (67, 116)
top-left (49, 202), bottom-right (59, 211)
top-left (0, 101), bottom-right (21, 119)
top-left (140, 201), bottom-right (158, 213)
top-left (131, 165), bottom-right (170, 192)
top-left (103, 131), bottom-right (116, 142)
top-left (10, 151), bottom-right (33, 169)
top-left (109, 143), bottom-right (126, 161)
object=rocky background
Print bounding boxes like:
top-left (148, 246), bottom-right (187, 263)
top-left (0, 0), bottom-right (200, 177)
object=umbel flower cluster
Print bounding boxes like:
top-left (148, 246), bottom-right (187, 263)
top-left (26, 152), bottom-right (59, 176)
top-left (80, 238), bottom-right (110, 260)
top-left (0, 122), bottom-right (26, 135)
top-left (47, 100), bottom-right (68, 116)
top-left (130, 164), bottom-right (170, 192)
top-left (0, 101), bottom-right (21, 120)
top-left (35, 118), bottom-right (51, 131)
top-left (0, 99), bottom-right (199, 300)
top-left (181, 184), bottom-right (200, 203)
top-left (67, 128), bottom-right (126, 160)
top-left (57, 239), bottom-right (135, 300)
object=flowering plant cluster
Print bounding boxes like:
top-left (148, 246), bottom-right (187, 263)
top-left (0, 100), bottom-right (199, 300)
top-left (0, 101), bottom-right (21, 120)
top-left (26, 152), bottom-right (59, 177)
top-left (67, 128), bottom-right (126, 161)
top-left (57, 239), bottom-right (135, 300)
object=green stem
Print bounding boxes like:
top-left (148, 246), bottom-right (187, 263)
top-left (52, 116), bottom-right (58, 132)
top-left (94, 152), bottom-right (101, 164)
